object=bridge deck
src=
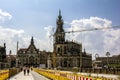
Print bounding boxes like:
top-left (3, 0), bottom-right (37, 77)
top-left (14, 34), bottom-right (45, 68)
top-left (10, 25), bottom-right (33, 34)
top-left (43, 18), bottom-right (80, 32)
top-left (8, 71), bottom-right (50, 80)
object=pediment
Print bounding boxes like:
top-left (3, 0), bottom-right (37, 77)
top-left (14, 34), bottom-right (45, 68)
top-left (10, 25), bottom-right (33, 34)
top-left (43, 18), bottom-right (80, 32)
top-left (27, 44), bottom-right (37, 52)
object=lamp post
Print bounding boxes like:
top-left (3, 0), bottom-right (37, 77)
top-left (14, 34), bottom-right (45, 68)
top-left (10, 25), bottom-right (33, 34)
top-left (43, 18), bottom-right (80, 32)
top-left (95, 53), bottom-right (99, 67)
top-left (95, 53), bottom-right (99, 60)
top-left (106, 52), bottom-right (110, 69)
top-left (95, 53), bottom-right (99, 78)
top-left (79, 50), bottom-right (82, 71)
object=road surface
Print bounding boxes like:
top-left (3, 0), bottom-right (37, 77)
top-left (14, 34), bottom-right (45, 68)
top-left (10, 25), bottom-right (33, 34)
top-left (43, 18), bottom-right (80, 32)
top-left (8, 71), bottom-right (50, 80)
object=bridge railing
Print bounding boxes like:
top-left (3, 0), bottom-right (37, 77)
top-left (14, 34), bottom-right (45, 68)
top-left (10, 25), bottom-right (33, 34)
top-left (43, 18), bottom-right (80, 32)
top-left (33, 68), bottom-right (113, 80)
top-left (0, 69), bottom-right (9, 80)
top-left (0, 68), bottom-right (21, 80)
top-left (57, 67), bottom-right (120, 75)
top-left (8, 68), bottom-right (21, 78)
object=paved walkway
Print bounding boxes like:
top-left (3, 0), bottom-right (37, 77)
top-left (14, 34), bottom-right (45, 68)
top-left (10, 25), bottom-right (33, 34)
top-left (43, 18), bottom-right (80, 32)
top-left (31, 71), bottom-right (50, 80)
top-left (8, 71), bottom-right (50, 80)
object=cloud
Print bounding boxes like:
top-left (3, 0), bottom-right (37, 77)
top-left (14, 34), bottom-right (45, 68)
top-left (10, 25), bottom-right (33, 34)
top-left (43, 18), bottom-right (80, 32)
top-left (104, 29), bottom-right (120, 54)
top-left (66, 17), bottom-right (120, 58)
top-left (0, 25), bottom-right (53, 55)
top-left (0, 8), bottom-right (53, 54)
top-left (44, 25), bottom-right (54, 38)
top-left (0, 26), bottom-right (25, 54)
top-left (0, 9), bottom-right (12, 22)
top-left (44, 25), bottom-right (54, 51)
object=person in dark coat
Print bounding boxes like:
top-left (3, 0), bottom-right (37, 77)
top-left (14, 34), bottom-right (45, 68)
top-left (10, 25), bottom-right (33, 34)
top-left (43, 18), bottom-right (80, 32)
top-left (23, 67), bottom-right (26, 75)
top-left (26, 67), bottom-right (30, 75)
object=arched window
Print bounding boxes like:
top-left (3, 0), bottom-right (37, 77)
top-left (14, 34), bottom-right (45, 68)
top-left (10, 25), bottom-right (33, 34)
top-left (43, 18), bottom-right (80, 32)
top-left (57, 47), bottom-right (60, 53)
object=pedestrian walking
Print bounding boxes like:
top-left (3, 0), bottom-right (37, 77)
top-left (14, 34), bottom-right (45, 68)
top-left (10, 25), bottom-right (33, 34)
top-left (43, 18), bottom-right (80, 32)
top-left (27, 67), bottom-right (30, 75)
top-left (23, 66), bottom-right (26, 75)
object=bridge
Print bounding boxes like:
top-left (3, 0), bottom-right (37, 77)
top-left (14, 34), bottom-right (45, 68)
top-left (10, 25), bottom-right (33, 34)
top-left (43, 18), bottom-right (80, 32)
top-left (9, 71), bottom-right (49, 80)
top-left (0, 68), bottom-right (119, 80)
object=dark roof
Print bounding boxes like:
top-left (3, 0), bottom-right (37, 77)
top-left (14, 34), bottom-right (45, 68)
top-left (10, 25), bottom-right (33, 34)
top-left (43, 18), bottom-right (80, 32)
top-left (27, 43), bottom-right (37, 51)
top-left (19, 48), bottom-right (27, 51)
top-left (65, 40), bottom-right (81, 45)
top-left (6, 55), bottom-right (16, 60)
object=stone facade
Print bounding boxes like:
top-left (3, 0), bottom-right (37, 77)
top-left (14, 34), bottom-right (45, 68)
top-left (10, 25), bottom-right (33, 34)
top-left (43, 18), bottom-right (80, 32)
top-left (0, 43), bottom-right (6, 62)
top-left (6, 51), bottom-right (16, 68)
top-left (53, 10), bottom-right (92, 68)
top-left (96, 54), bottom-right (120, 68)
top-left (0, 43), bottom-right (7, 69)
top-left (17, 37), bottom-right (51, 68)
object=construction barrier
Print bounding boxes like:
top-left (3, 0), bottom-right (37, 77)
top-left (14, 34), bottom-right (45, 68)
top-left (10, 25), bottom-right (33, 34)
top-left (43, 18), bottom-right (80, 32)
top-left (33, 68), bottom-right (117, 80)
top-left (34, 68), bottom-right (70, 80)
top-left (0, 70), bottom-right (9, 80)
top-left (0, 68), bottom-right (21, 80)
top-left (8, 68), bottom-right (21, 78)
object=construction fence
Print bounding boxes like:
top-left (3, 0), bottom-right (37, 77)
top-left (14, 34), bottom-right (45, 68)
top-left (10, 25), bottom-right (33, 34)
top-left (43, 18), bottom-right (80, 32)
top-left (0, 70), bottom-right (9, 80)
top-left (57, 68), bottom-right (120, 75)
top-left (0, 68), bottom-right (21, 80)
top-left (33, 68), bottom-right (118, 80)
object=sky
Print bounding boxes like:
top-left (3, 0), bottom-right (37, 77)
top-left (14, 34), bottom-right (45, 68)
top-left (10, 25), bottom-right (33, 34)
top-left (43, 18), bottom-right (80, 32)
top-left (0, 0), bottom-right (120, 59)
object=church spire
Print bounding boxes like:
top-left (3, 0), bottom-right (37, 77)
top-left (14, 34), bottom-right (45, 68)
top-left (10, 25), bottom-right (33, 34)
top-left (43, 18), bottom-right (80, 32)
top-left (17, 41), bottom-right (18, 55)
top-left (31, 36), bottom-right (34, 44)
top-left (54, 10), bottom-right (65, 44)
top-left (56, 10), bottom-right (64, 32)
top-left (4, 43), bottom-right (6, 48)
top-left (58, 9), bottom-right (62, 19)
top-left (84, 48), bottom-right (86, 55)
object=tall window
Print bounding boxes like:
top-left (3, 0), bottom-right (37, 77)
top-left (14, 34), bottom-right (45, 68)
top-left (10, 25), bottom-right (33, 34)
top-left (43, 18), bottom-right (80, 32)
top-left (57, 47), bottom-right (60, 53)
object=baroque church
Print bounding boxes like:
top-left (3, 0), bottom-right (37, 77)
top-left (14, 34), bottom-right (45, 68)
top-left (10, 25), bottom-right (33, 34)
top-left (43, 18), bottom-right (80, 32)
top-left (52, 10), bottom-right (92, 68)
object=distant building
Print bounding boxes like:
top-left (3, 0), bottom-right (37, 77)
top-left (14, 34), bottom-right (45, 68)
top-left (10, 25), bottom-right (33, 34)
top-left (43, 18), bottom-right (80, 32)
top-left (0, 43), bottom-right (6, 62)
top-left (52, 10), bottom-right (92, 68)
top-left (6, 50), bottom-right (16, 68)
top-left (0, 43), bottom-right (7, 69)
top-left (17, 37), bottom-right (51, 68)
top-left (92, 60), bottom-right (102, 69)
top-left (96, 54), bottom-right (120, 68)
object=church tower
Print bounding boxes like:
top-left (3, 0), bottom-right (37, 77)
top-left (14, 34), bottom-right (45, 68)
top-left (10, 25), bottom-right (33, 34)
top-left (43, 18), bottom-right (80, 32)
top-left (54, 10), bottom-right (65, 44)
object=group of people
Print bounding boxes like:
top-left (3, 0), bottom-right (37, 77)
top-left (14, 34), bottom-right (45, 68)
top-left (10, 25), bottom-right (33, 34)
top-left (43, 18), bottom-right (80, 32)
top-left (23, 66), bottom-right (31, 75)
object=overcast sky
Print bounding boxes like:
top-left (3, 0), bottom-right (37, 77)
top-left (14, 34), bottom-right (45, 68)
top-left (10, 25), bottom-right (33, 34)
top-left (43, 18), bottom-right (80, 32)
top-left (0, 0), bottom-right (120, 59)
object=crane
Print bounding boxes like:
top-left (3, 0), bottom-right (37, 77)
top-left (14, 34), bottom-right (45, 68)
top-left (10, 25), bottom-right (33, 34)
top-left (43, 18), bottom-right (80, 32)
top-left (49, 26), bottom-right (119, 37)
top-left (62, 26), bottom-right (120, 33)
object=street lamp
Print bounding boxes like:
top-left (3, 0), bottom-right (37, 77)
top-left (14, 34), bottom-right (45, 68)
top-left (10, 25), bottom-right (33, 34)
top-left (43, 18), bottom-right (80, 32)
top-left (106, 52), bottom-right (110, 69)
top-left (95, 53), bottom-right (99, 60)
top-left (95, 53), bottom-right (99, 68)
top-left (95, 53), bottom-right (99, 78)
top-left (80, 51), bottom-right (82, 72)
